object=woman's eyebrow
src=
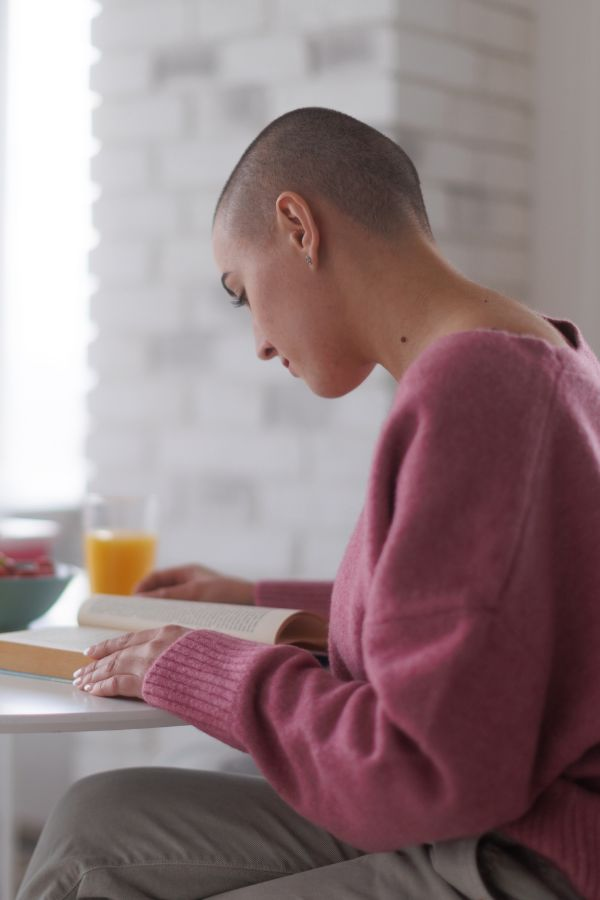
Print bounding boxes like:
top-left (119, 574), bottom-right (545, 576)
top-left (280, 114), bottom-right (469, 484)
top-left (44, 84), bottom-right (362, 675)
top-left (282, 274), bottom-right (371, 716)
top-left (221, 272), bottom-right (236, 298)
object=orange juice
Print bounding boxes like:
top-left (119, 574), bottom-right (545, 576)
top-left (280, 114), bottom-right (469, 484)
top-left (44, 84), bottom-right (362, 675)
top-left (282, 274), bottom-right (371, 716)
top-left (84, 529), bottom-right (157, 595)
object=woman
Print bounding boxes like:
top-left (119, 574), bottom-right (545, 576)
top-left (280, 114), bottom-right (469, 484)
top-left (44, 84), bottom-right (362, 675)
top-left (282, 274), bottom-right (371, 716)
top-left (18, 108), bottom-right (598, 899)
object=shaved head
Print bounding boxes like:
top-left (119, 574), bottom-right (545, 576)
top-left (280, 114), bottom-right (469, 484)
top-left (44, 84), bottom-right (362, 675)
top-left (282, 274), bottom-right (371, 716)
top-left (214, 107), bottom-right (432, 244)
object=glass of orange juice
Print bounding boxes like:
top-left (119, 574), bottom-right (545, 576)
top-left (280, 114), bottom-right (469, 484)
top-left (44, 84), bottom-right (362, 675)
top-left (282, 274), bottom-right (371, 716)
top-left (83, 494), bottom-right (158, 595)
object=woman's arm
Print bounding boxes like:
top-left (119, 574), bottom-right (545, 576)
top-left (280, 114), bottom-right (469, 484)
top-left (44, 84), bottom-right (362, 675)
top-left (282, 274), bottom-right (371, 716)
top-left (141, 611), bottom-right (544, 852)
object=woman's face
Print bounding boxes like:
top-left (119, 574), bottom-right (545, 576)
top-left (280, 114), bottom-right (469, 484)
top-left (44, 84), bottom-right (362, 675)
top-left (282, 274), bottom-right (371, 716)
top-left (211, 206), bottom-right (375, 399)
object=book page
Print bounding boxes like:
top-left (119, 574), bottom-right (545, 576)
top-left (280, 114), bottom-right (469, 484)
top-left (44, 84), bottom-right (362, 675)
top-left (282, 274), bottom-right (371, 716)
top-left (0, 626), bottom-right (124, 653)
top-left (78, 595), bottom-right (303, 645)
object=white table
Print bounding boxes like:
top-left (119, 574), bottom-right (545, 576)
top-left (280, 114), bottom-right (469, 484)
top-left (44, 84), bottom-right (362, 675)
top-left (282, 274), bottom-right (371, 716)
top-left (0, 572), bottom-right (187, 900)
top-left (0, 675), bottom-right (185, 900)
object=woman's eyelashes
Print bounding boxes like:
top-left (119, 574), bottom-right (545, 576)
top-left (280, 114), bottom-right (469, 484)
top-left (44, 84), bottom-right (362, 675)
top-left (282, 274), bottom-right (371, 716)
top-left (231, 291), bottom-right (249, 309)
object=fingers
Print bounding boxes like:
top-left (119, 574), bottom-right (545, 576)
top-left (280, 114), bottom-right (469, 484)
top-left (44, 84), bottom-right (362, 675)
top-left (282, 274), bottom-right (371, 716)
top-left (73, 625), bottom-right (192, 700)
top-left (134, 566), bottom-right (188, 593)
top-left (84, 628), bottom-right (160, 659)
top-left (73, 641), bottom-right (151, 699)
top-left (136, 582), bottom-right (201, 601)
top-left (78, 672), bottom-right (142, 699)
top-left (72, 650), bottom-right (141, 696)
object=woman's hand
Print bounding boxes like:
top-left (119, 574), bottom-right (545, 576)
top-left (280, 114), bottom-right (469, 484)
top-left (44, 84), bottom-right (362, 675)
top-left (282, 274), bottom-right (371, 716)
top-left (133, 563), bottom-right (255, 605)
top-left (71, 625), bottom-right (192, 699)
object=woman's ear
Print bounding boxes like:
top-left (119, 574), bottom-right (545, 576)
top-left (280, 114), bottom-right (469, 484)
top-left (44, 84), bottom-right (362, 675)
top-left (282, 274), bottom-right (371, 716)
top-left (275, 191), bottom-right (320, 267)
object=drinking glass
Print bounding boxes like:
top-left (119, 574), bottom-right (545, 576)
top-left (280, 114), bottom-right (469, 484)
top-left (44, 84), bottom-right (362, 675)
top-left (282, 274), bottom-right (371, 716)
top-left (83, 494), bottom-right (158, 595)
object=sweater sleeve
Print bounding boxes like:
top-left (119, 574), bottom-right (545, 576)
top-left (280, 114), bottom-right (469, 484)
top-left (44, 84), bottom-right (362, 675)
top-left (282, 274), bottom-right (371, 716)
top-left (143, 341), bottom-right (563, 852)
top-left (142, 614), bottom-right (546, 849)
top-left (254, 580), bottom-right (333, 618)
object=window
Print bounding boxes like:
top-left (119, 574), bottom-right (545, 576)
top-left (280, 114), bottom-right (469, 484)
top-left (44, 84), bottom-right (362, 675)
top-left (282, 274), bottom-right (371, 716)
top-left (0, 0), bottom-right (96, 510)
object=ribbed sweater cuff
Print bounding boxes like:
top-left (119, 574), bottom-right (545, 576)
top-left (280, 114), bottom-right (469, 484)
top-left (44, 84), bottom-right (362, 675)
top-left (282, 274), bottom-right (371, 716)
top-left (254, 580), bottom-right (333, 618)
top-left (142, 629), bottom-right (268, 752)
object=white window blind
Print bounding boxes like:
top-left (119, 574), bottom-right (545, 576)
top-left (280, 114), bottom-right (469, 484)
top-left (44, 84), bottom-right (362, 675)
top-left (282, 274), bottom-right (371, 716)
top-left (0, 0), bottom-right (96, 511)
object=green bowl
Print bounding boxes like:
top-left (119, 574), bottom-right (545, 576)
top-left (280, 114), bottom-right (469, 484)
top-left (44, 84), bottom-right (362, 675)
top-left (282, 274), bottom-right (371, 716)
top-left (0, 564), bottom-right (77, 632)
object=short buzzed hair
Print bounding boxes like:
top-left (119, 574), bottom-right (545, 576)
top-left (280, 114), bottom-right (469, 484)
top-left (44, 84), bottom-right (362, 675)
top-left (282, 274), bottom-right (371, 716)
top-left (214, 107), bottom-right (432, 243)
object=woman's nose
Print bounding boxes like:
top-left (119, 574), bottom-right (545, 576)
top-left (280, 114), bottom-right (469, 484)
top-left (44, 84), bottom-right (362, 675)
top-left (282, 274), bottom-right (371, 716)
top-left (255, 334), bottom-right (277, 361)
top-left (258, 343), bottom-right (277, 361)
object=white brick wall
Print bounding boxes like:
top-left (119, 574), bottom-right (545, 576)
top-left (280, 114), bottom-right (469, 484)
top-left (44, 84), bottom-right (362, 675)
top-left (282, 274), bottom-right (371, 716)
top-left (90, 146), bottom-right (150, 189)
top-left (193, 0), bottom-right (266, 39)
top-left (457, 0), bottom-right (532, 54)
top-left (220, 35), bottom-right (308, 81)
top-left (90, 52), bottom-right (153, 95)
top-left (89, 239), bottom-right (149, 286)
top-left (93, 193), bottom-right (179, 237)
top-left (272, 0), bottom-right (398, 29)
top-left (88, 0), bottom-right (537, 585)
top-left (270, 73), bottom-right (401, 125)
top-left (90, 287), bottom-right (184, 332)
top-left (91, 0), bottom-right (188, 50)
top-left (93, 95), bottom-right (185, 141)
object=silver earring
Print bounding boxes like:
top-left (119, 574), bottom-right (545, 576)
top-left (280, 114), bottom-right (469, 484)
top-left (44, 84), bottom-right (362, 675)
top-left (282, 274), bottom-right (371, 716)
top-left (305, 255), bottom-right (312, 266)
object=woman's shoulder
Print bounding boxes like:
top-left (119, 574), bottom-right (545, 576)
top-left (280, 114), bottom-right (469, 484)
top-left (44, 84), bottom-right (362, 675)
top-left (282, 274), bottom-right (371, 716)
top-left (391, 324), bottom-right (564, 417)
top-left (374, 319), bottom-right (600, 488)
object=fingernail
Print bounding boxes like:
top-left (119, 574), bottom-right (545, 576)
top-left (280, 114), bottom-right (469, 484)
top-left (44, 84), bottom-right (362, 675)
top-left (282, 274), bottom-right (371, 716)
top-left (72, 669), bottom-right (81, 678)
top-left (83, 684), bottom-right (92, 692)
top-left (84, 647), bottom-right (93, 656)
top-left (73, 677), bottom-right (82, 686)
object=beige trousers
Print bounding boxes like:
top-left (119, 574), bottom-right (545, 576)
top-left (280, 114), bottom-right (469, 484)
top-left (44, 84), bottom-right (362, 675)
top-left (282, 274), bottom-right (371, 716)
top-left (15, 767), bottom-right (582, 900)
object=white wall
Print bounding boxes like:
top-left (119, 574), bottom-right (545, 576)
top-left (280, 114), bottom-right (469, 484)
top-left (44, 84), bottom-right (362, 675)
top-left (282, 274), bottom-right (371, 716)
top-left (531, 0), bottom-right (600, 350)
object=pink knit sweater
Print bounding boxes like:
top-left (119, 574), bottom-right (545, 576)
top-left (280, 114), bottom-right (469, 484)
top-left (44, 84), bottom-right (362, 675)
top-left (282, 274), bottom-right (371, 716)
top-left (143, 314), bottom-right (600, 898)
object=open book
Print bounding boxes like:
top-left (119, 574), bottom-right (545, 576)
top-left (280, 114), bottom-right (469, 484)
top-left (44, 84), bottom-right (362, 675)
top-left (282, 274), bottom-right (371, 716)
top-left (0, 594), bottom-right (329, 681)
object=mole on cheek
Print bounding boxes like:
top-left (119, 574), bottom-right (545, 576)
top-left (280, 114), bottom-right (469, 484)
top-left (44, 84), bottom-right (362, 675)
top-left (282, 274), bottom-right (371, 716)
top-left (401, 336), bottom-right (407, 343)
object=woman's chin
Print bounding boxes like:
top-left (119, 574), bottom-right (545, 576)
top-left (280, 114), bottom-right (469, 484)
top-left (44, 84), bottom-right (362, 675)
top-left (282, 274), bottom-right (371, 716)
top-left (307, 364), bottom-right (376, 399)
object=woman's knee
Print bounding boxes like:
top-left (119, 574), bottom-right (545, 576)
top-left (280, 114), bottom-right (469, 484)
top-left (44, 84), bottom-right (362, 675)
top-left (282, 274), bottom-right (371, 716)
top-left (49, 767), bottom-right (150, 835)
top-left (16, 770), bottom-right (140, 900)
top-left (46, 766), bottom-right (275, 857)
